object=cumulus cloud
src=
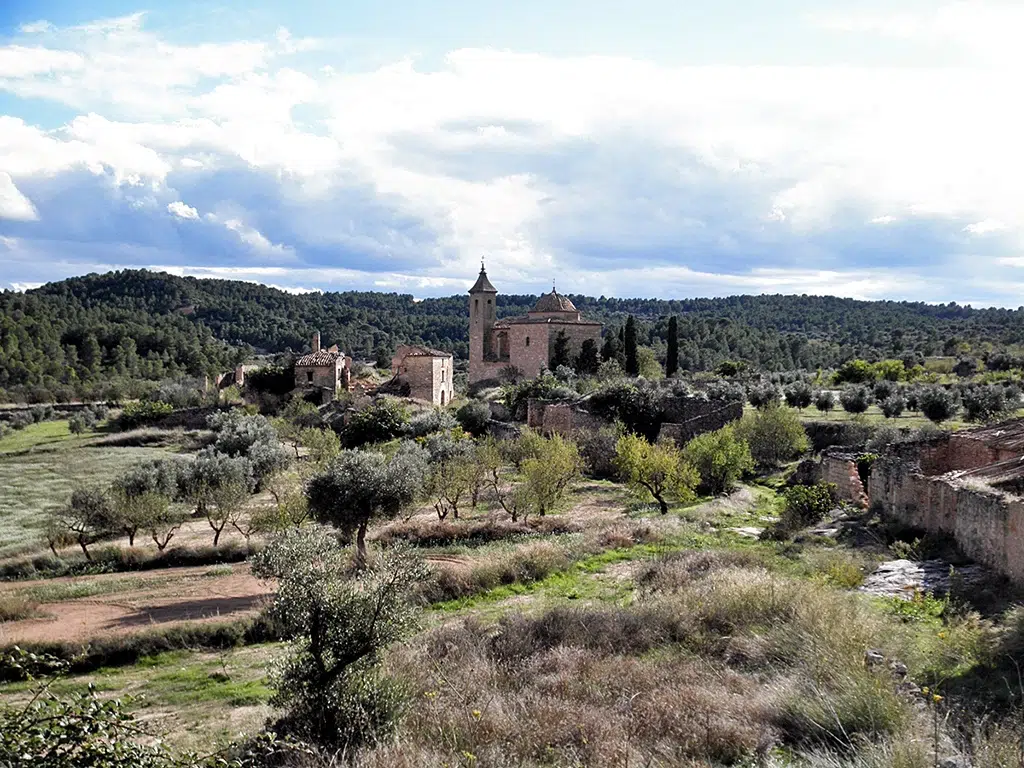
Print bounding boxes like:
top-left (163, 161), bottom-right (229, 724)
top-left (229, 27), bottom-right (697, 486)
top-left (167, 201), bottom-right (199, 220)
top-left (0, 172), bottom-right (38, 220)
top-left (1, 5), bottom-right (1024, 304)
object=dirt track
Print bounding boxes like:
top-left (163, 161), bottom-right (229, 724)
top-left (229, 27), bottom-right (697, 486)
top-left (0, 566), bottom-right (273, 644)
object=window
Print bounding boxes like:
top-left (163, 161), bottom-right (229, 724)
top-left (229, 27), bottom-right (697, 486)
top-left (441, 367), bottom-right (446, 382)
top-left (306, 371), bottom-right (313, 384)
top-left (474, 298), bottom-right (479, 314)
top-left (525, 336), bottom-right (530, 347)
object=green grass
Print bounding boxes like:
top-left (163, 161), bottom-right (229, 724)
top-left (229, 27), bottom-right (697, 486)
top-left (0, 444), bottom-right (172, 558)
top-left (0, 420), bottom-right (96, 453)
top-left (13, 575), bottom-right (170, 603)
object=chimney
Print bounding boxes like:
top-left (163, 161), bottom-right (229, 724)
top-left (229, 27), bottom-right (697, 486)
top-left (312, 331), bottom-right (321, 353)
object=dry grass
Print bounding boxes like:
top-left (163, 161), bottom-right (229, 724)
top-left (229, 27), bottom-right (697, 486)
top-left (0, 594), bottom-right (42, 622)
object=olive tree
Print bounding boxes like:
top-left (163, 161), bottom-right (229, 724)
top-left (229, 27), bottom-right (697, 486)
top-left (306, 444), bottom-right (428, 566)
top-left (109, 459), bottom-right (180, 546)
top-left (46, 487), bottom-right (114, 560)
top-left (252, 528), bottom-right (427, 748)
top-left (615, 432), bottom-right (698, 514)
top-left (178, 450), bottom-right (255, 546)
top-left (423, 433), bottom-right (477, 520)
top-left (520, 433), bottom-right (584, 518)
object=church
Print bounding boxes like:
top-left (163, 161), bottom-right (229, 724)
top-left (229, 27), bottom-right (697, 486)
top-left (468, 264), bottom-right (602, 384)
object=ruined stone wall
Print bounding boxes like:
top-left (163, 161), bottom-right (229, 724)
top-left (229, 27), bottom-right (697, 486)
top-left (821, 453), bottom-right (868, 508)
top-left (526, 399), bottom-right (610, 435)
top-left (869, 457), bottom-right (1024, 584)
top-left (294, 360), bottom-right (342, 392)
top-left (657, 401), bottom-right (744, 445)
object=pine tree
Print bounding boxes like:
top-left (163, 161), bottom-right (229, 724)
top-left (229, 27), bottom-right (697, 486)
top-left (551, 330), bottom-right (571, 369)
top-left (624, 315), bottom-right (639, 376)
top-left (666, 316), bottom-right (679, 377)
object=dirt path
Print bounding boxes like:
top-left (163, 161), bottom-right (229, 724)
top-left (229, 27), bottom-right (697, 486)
top-left (0, 565), bottom-right (273, 644)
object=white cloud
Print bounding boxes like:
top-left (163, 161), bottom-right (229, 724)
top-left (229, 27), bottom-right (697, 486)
top-left (0, 172), bottom-right (38, 220)
top-left (19, 21), bottom-right (53, 35)
top-left (2, 6), bottom-right (1024, 304)
top-left (964, 219), bottom-right (1007, 235)
top-left (167, 200), bottom-right (199, 220)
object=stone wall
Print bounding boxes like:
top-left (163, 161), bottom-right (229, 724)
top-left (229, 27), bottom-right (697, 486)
top-left (526, 399), bottom-right (610, 435)
top-left (294, 359), bottom-right (344, 392)
top-left (507, 324), bottom-right (551, 380)
top-left (547, 324), bottom-right (603, 369)
top-left (657, 401), bottom-right (744, 445)
top-left (821, 452), bottom-right (869, 508)
top-left (870, 457), bottom-right (1024, 583)
top-left (401, 355), bottom-right (454, 406)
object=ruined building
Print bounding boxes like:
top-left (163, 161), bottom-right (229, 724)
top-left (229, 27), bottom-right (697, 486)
top-left (468, 264), bottom-right (603, 384)
top-left (294, 331), bottom-right (351, 404)
top-left (826, 419), bottom-right (1024, 584)
top-left (390, 345), bottom-right (455, 406)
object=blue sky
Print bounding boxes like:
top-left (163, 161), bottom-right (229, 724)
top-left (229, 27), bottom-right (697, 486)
top-left (1, 1), bottom-right (1024, 304)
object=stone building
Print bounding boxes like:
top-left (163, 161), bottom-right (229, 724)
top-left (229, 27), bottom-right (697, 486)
top-left (391, 345), bottom-right (455, 406)
top-left (294, 331), bottom-right (351, 404)
top-left (468, 264), bottom-right (602, 384)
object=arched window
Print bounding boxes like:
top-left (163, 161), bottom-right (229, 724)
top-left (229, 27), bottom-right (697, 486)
top-left (474, 298), bottom-right (479, 314)
top-left (440, 390), bottom-right (446, 405)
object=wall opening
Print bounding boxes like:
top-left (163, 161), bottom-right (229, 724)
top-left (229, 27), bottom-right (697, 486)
top-left (306, 371), bottom-right (313, 384)
top-left (440, 390), bottom-right (446, 405)
top-left (525, 336), bottom-right (530, 347)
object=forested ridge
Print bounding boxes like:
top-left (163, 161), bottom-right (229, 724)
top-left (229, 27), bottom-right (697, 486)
top-left (3, 268), bottom-right (1024, 399)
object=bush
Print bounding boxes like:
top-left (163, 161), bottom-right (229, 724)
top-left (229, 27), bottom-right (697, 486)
top-left (577, 423), bottom-right (625, 479)
top-left (116, 400), bottom-right (174, 430)
top-left (682, 425), bottom-right (754, 495)
top-left (779, 482), bottom-right (839, 532)
top-left (343, 399), bottom-right (410, 448)
top-left (615, 432), bottom-right (698, 514)
top-left (8, 411), bottom-right (32, 430)
top-left (502, 373), bottom-right (577, 421)
top-left (961, 384), bottom-right (1014, 423)
top-left (30, 404), bottom-right (55, 423)
top-left (872, 379), bottom-right (899, 402)
top-left (918, 386), bottom-right (959, 424)
top-left (67, 414), bottom-right (88, 434)
top-left (407, 408), bottom-right (458, 438)
top-left (834, 359), bottom-right (875, 384)
top-left (455, 400), bottom-right (491, 436)
top-left (586, 379), bottom-right (664, 442)
top-left (839, 385), bottom-right (871, 415)
top-left (735, 407), bottom-right (810, 467)
top-left (879, 394), bottom-right (906, 419)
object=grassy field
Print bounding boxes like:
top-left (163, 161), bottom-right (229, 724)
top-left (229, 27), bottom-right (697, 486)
top-left (0, 420), bottom-right (173, 558)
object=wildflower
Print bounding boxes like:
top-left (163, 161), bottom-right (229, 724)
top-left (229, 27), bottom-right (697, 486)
top-left (471, 709), bottom-right (482, 719)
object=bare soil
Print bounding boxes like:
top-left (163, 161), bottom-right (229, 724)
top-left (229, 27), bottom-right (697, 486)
top-left (0, 565), bottom-right (273, 644)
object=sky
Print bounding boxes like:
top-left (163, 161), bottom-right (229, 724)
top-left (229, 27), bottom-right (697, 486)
top-left (1, 1), bottom-right (1024, 305)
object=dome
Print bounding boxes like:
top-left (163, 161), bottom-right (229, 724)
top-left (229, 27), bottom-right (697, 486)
top-left (531, 291), bottom-right (577, 313)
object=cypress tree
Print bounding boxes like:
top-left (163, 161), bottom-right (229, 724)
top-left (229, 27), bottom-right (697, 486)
top-left (624, 315), bottom-right (639, 376)
top-left (666, 316), bottom-right (679, 377)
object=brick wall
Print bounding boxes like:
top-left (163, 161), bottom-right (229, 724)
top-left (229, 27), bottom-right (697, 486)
top-left (508, 324), bottom-right (551, 379)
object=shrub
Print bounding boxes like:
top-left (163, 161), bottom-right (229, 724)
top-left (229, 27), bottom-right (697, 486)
top-left (407, 408), bottom-right (458, 438)
top-left (961, 383), bottom-right (1014, 423)
top-left (576, 423), bottom-right (624, 479)
top-left (30, 404), bottom-right (55, 423)
top-left (705, 379), bottom-right (746, 403)
top-left (682, 425), bottom-right (754, 495)
top-left (918, 386), bottom-right (959, 424)
top-left (735, 407), bottom-right (810, 467)
top-left (0, 595), bottom-right (40, 622)
top-left (585, 379), bottom-right (664, 442)
top-left (779, 482), bottom-right (838, 532)
top-left (814, 389), bottom-right (836, 413)
top-left (343, 399), bottom-right (410, 448)
top-left (455, 400), bottom-right (491, 436)
top-left (502, 373), bottom-right (576, 421)
top-left (879, 394), bottom-right (906, 419)
top-left (67, 414), bottom-right (88, 434)
top-left (834, 359), bottom-right (875, 384)
top-left (8, 411), bottom-right (32, 430)
top-left (872, 379), bottom-right (899, 402)
top-left (839, 385), bottom-right (871, 415)
top-left (116, 400), bottom-right (173, 430)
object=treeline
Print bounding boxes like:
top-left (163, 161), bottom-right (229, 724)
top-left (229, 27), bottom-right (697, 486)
top-left (6, 268), bottom-right (1024, 400)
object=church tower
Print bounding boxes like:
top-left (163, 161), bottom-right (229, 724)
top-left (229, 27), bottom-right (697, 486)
top-left (468, 261), bottom-right (497, 383)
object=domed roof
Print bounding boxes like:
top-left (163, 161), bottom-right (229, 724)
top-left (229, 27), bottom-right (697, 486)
top-left (532, 290), bottom-right (577, 313)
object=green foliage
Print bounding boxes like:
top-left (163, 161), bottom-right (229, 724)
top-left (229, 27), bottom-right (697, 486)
top-left (961, 383), bottom-right (1015, 423)
top-left (623, 315), bottom-right (639, 376)
top-left (117, 400), bottom-right (174, 429)
top-left (873, 359), bottom-right (907, 382)
top-left (343, 399), bottom-right (410, 448)
top-left (615, 432), bottom-right (698, 514)
top-left (747, 381), bottom-right (781, 410)
top-left (47, 486), bottom-right (115, 560)
top-left (665, 316), bottom-right (679, 377)
top-left (918, 385), bottom-right (960, 424)
top-left (879, 394), bottom-right (906, 418)
top-left (783, 380), bottom-right (813, 409)
top-left (574, 338), bottom-right (600, 376)
top-left (586, 379), bottom-right (663, 442)
top-left (455, 400), bottom-right (491, 436)
top-left (298, 427), bottom-right (341, 466)
top-left (840, 385), bottom-right (872, 415)
top-left (735, 406), bottom-right (810, 467)
top-left (635, 346), bottom-right (662, 379)
top-left (407, 408), bottom-right (458, 438)
top-left (780, 482), bottom-right (839, 531)
top-left (502, 373), bottom-right (576, 421)
top-left (834, 359), bottom-right (876, 384)
top-left (814, 389), bottom-right (836, 412)
top-left (576, 423), bottom-right (626, 479)
top-left (520, 433), bottom-right (584, 518)
top-left (252, 529), bottom-right (427, 749)
top-left (306, 445), bottom-right (428, 564)
top-left (682, 425), bottom-right (754, 495)
top-left (551, 329), bottom-right (572, 369)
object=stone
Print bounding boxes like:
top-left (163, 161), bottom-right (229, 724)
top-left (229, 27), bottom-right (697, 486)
top-left (728, 527), bottom-right (764, 539)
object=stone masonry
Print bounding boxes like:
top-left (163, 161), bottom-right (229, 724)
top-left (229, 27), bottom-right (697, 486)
top-left (391, 345), bottom-right (454, 406)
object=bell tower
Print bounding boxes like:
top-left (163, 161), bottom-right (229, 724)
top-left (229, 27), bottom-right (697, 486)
top-left (468, 261), bottom-right (498, 384)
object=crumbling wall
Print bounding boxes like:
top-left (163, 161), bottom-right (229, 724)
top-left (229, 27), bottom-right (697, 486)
top-left (870, 457), bottom-right (1024, 584)
top-left (821, 453), bottom-right (868, 508)
top-left (527, 400), bottom-right (605, 434)
top-left (657, 401), bottom-right (744, 445)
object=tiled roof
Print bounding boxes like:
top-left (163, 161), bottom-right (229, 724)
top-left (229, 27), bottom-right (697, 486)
top-left (531, 290), bottom-right (577, 313)
top-left (296, 350), bottom-right (342, 366)
top-left (401, 345), bottom-right (452, 358)
top-left (469, 266), bottom-right (497, 294)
